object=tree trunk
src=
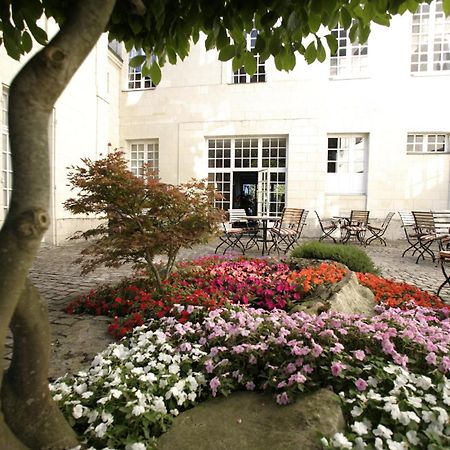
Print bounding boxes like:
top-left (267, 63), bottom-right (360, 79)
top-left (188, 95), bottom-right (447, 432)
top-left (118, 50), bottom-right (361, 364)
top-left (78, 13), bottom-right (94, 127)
top-left (0, 0), bottom-right (116, 448)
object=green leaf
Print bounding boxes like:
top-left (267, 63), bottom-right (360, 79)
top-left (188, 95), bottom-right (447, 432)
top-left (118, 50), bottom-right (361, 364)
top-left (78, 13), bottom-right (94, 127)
top-left (358, 24), bottom-right (370, 45)
top-left (21, 30), bottom-right (32, 53)
top-left (373, 13), bottom-right (391, 27)
top-left (243, 51), bottom-right (256, 75)
top-left (316, 40), bottom-right (326, 63)
top-left (308, 13), bottom-right (321, 33)
top-left (129, 55), bottom-right (145, 68)
top-left (217, 27), bottom-right (229, 49)
top-left (149, 61), bottom-right (162, 85)
top-left (254, 35), bottom-right (265, 54)
top-left (26, 21), bottom-right (47, 45)
top-left (443, 0), bottom-right (450, 15)
top-left (218, 44), bottom-right (235, 61)
top-left (349, 23), bottom-right (358, 43)
top-left (325, 33), bottom-right (338, 55)
top-left (283, 50), bottom-right (296, 71)
top-left (232, 55), bottom-right (244, 72)
top-left (129, 16), bottom-right (143, 35)
top-left (340, 7), bottom-right (352, 29)
top-left (287, 11), bottom-right (300, 33)
top-left (304, 41), bottom-right (317, 64)
top-left (166, 47), bottom-right (177, 65)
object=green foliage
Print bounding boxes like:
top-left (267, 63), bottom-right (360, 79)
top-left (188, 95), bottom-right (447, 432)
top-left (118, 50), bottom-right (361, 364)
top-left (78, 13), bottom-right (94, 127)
top-left (0, 0), bottom-right (440, 79)
top-left (290, 240), bottom-right (379, 274)
top-left (64, 151), bottom-right (222, 286)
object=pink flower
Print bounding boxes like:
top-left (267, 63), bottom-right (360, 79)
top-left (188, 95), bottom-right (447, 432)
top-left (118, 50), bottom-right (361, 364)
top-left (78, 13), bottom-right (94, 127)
top-left (312, 343), bottom-right (324, 357)
top-left (245, 381), bottom-right (255, 391)
top-left (355, 378), bottom-right (368, 391)
top-left (353, 350), bottom-right (366, 361)
top-left (331, 361), bottom-right (346, 376)
top-left (210, 377), bottom-right (221, 396)
top-left (276, 392), bottom-right (290, 405)
top-left (441, 356), bottom-right (450, 373)
top-left (426, 352), bottom-right (437, 365)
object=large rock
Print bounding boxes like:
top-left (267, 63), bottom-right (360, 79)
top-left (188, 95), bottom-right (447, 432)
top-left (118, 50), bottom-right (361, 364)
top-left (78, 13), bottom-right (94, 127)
top-left (156, 389), bottom-right (345, 450)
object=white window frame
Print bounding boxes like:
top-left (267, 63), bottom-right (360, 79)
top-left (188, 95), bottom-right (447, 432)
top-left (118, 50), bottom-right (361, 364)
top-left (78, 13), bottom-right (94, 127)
top-left (207, 136), bottom-right (286, 215)
top-left (232, 29), bottom-right (266, 84)
top-left (127, 48), bottom-right (156, 90)
top-left (406, 133), bottom-right (449, 153)
top-left (326, 135), bottom-right (368, 195)
top-left (1, 86), bottom-right (12, 222)
top-left (330, 24), bottom-right (368, 78)
top-left (129, 140), bottom-right (159, 178)
top-left (411, 0), bottom-right (450, 73)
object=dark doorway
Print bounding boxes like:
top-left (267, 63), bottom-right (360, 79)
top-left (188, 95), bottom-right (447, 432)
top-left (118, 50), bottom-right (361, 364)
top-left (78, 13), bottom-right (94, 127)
top-left (232, 171), bottom-right (258, 215)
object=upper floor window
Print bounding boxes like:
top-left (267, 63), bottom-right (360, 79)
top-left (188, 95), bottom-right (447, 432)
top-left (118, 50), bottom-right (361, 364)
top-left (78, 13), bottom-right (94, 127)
top-left (128, 48), bottom-right (155, 90)
top-left (108, 39), bottom-right (122, 59)
top-left (129, 140), bottom-right (159, 178)
top-left (233, 29), bottom-right (266, 84)
top-left (1, 87), bottom-right (11, 221)
top-left (330, 25), bottom-right (368, 77)
top-left (411, 0), bottom-right (450, 73)
top-left (326, 135), bottom-right (368, 194)
top-left (407, 133), bottom-right (448, 153)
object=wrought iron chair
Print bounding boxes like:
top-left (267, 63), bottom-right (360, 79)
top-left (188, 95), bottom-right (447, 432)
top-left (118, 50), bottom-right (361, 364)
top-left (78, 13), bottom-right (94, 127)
top-left (340, 210), bottom-right (370, 245)
top-left (411, 210), bottom-right (441, 264)
top-left (268, 208), bottom-right (305, 254)
top-left (437, 250), bottom-right (450, 297)
top-left (365, 211), bottom-right (395, 246)
top-left (214, 209), bottom-right (259, 255)
top-left (314, 210), bottom-right (338, 243)
top-left (398, 211), bottom-right (421, 258)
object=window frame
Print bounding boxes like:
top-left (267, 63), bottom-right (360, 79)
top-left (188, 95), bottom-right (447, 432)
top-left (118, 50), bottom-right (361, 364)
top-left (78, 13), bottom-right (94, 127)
top-left (127, 48), bottom-right (156, 90)
top-left (406, 133), bottom-right (449, 154)
top-left (1, 86), bottom-right (12, 222)
top-left (129, 140), bottom-right (160, 178)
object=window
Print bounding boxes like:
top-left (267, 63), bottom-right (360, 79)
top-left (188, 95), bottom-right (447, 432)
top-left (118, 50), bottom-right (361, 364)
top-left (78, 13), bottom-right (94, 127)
top-left (1, 87), bottom-right (11, 222)
top-left (129, 140), bottom-right (159, 177)
top-left (411, 1), bottom-right (450, 73)
top-left (407, 133), bottom-right (448, 153)
top-left (207, 137), bottom-right (286, 213)
top-left (108, 39), bottom-right (122, 59)
top-left (326, 135), bottom-right (367, 194)
top-left (330, 24), bottom-right (368, 77)
top-left (233, 29), bottom-right (266, 83)
top-left (127, 48), bottom-right (155, 90)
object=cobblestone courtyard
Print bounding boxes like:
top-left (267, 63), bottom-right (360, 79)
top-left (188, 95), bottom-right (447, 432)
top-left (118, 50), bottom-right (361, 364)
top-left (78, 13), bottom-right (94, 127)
top-left (5, 238), bottom-right (450, 380)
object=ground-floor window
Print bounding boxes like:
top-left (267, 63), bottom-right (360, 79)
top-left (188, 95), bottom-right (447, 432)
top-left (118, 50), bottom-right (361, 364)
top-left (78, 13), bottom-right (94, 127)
top-left (406, 133), bottom-right (448, 153)
top-left (1, 86), bottom-right (11, 222)
top-left (128, 140), bottom-right (159, 178)
top-left (207, 136), bottom-right (287, 216)
top-left (326, 134), bottom-right (368, 194)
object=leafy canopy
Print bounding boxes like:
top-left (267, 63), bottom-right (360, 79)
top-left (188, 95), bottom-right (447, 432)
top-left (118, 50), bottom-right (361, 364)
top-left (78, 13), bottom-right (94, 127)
top-left (2, 0), bottom-right (449, 84)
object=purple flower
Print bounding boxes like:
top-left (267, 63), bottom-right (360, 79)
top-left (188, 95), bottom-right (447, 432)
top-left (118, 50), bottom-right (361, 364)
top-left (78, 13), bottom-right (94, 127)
top-left (210, 377), bottom-right (221, 397)
top-left (355, 378), bottom-right (368, 391)
top-left (245, 381), bottom-right (255, 391)
top-left (426, 352), bottom-right (437, 365)
top-left (312, 343), bottom-right (324, 357)
top-left (441, 356), bottom-right (450, 373)
top-left (331, 361), bottom-right (346, 376)
top-left (353, 350), bottom-right (366, 361)
top-left (276, 392), bottom-right (290, 405)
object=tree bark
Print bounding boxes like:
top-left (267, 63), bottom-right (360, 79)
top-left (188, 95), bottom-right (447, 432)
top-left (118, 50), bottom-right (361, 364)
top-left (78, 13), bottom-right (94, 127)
top-left (0, 0), bottom-right (116, 448)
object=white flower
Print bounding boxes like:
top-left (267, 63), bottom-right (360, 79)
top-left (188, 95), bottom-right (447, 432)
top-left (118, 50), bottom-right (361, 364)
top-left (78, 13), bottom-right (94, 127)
top-left (373, 424), bottom-right (393, 439)
top-left (152, 397), bottom-right (167, 414)
top-left (351, 421), bottom-right (369, 436)
top-left (72, 404), bottom-right (83, 419)
top-left (374, 437), bottom-right (384, 450)
top-left (415, 375), bottom-right (432, 390)
top-left (170, 408), bottom-right (179, 416)
top-left (408, 396), bottom-right (422, 408)
top-left (125, 443), bottom-right (146, 450)
top-left (101, 411), bottom-right (114, 424)
top-left (81, 391), bottom-right (94, 399)
top-left (74, 383), bottom-right (87, 394)
top-left (112, 344), bottom-right (129, 360)
top-left (320, 437), bottom-right (329, 447)
top-left (331, 432), bottom-right (353, 449)
top-left (424, 393), bottom-right (437, 405)
top-left (386, 440), bottom-right (406, 450)
top-left (354, 437), bottom-right (367, 449)
top-left (110, 389), bottom-right (122, 399)
top-left (53, 394), bottom-right (62, 401)
top-left (432, 406), bottom-right (449, 424)
top-left (132, 405), bottom-right (146, 416)
top-left (351, 406), bottom-right (363, 417)
top-left (94, 422), bottom-right (108, 438)
top-left (406, 430), bottom-right (420, 445)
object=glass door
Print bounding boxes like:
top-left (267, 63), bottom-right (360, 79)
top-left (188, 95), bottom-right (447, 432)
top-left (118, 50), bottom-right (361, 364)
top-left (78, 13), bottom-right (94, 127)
top-left (257, 169), bottom-right (269, 215)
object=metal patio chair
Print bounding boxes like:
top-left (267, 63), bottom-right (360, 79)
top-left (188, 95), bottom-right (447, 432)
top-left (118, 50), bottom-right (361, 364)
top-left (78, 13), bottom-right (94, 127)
top-left (365, 211), bottom-right (395, 246)
top-left (340, 210), bottom-right (370, 245)
top-left (437, 250), bottom-right (450, 297)
top-left (214, 209), bottom-right (259, 255)
top-left (268, 208), bottom-right (305, 254)
top-left (398, 211), bottom-right (421, 258)
top-left (314, 210), bottom-right (338, 243)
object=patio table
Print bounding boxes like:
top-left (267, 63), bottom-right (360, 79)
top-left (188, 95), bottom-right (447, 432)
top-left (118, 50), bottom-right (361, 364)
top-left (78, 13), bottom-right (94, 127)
top-left (237, 215), bottom-right (280, 255)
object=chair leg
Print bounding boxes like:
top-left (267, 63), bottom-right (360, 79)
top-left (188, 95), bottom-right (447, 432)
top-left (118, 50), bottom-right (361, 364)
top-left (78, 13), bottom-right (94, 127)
top-left (437, 258), bottom-right (450, 297)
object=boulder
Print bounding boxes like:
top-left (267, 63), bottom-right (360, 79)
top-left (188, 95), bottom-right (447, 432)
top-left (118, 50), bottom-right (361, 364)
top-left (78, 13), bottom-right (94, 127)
top-left (156, 389), bottom-right (345, 450)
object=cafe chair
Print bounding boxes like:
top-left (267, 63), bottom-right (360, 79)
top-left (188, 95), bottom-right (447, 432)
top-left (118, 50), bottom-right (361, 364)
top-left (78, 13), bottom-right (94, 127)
top-left (214, 209), bottom-right (259, 255)
top-left (398, 211), bottom-right (422, 258)
top-left (365, 211), bottom-right (395, 246)
top-left (268, 208), bottom-right (305, 255)
top-left (314, 210), bottom-right (338, 243)
top-left (437, 250), bottom-right (450, 298)
top-left (340, 210), bottom-right (369, 245)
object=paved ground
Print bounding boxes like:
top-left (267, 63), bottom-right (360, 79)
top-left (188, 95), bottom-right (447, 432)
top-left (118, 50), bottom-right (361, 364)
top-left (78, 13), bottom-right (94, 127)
top-left (4, 238), bottom-right (450, 380)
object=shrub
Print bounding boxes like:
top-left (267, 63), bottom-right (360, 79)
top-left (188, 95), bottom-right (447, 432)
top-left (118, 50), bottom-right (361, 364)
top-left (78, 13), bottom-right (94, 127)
top-left (290, 241), bottom-right (379, 274)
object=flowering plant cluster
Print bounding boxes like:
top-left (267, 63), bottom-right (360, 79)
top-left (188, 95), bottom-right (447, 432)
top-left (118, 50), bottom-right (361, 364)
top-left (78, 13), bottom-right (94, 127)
top-left (356, 272), bottom-right (450, 310)
top-left (65, 257), bottom-right (346, 338)
top-left (53, 304), bottom-right (450, 449)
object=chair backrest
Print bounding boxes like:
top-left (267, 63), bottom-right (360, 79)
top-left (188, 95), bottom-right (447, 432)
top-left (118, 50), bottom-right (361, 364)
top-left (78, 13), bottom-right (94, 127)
top-left (398, 211), bottom-right (415, 228)
top-left (412, 210), bottom-right (435, 234)
top-left (381, 211), bottom-right (395, 229)
top-left (349, 210), bottom-right (369, 226)
top-left (299, 210), bottom-right (309, 235)
top-left (278, 208), bottom-right (305, 232)
top-left (432, 210), bottom-right (450, 236)
top-left (228, 209), bottom-right (248, 224)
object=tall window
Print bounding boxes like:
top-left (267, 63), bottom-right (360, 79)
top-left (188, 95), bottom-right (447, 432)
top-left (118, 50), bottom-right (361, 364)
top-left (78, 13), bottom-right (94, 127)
top-left (330, 24), bottom-right (368, 77)
top-left (129, 140), bottom-right (159, 177)
top-left (207, 137), bottom-right (286, 214)
top-left (108, 39), bottom-right (122, 59)
top-left (128, 48), bottom-right (155, 90)
top-left (411, 1), bottom-right (450, 73)
top-left (407, 133), bottom-right (448, 153)
top-left (326, 135), bottom-right (367, 194)
top-left (233, 29), bottom-right (266, 83)
top-left (1, 87), bottom-right (11, 222)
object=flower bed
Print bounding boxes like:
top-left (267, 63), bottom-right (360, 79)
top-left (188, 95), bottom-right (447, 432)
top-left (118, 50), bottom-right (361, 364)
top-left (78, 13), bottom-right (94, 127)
top-left (52, 305), bottom-right (450, 450)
